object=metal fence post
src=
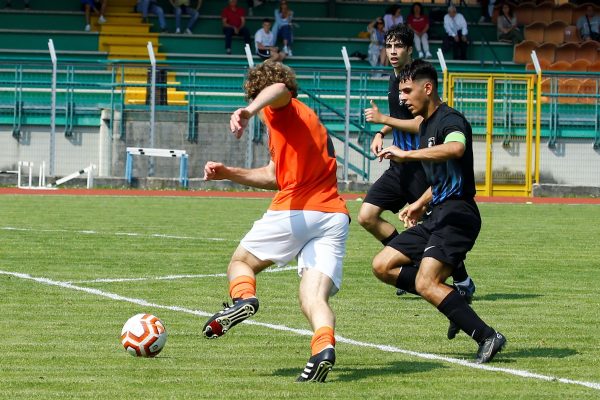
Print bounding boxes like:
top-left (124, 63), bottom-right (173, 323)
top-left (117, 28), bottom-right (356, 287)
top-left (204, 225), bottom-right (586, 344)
top-left (48, 39), bottom-right (57, 176)
top-left (341, 46), bottom-right (351, 182)
top-left (147, 42), bottom-right (156, 176)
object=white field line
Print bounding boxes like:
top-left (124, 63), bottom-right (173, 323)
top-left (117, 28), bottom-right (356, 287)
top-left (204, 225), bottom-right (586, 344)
top-left (70, 265), bottom-right (297, 284)
top-left (1, 226), bottom-right (230, 242)
top-left (1, 269), bottom-right (599, 392)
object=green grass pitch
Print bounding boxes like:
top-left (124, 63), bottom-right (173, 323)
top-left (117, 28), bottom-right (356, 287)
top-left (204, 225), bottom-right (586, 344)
top-left (1, 194), bottom-right (599, 399)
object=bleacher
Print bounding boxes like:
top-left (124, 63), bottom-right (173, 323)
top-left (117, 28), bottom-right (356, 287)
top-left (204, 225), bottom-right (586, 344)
top-left (0, 0), bottom-right (598, 151)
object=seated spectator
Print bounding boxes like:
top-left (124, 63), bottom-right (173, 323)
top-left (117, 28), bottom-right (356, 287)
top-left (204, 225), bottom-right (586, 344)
top-left (81, 0), bottom-right (107, 32)
top-left (274, 0), bottom-right (294, 56)
top-left (443, 5), bottom-right (469, 60)
top-left (497, 2), bottom-right (522, 44)
top-left (407, 2), bottom-right (431, 58)
top-left (170, 0), bottom-right (201, 34)
top-left (367, 17), bottom-right (387, 68)
top-left (137, 0), bottom-right (167, 33)
top-left (477, 0), bottom-right (495, 23)
top-left (576, 5), bottom-right (600, 42)
top-left (383, 4), bottom-right (403, 32)
top-left (255, 18), bottom-right (286, 62)
top-left (4, 0), bottom-right (30, 9)
top-left (222, 0), bottom-right (251, 55)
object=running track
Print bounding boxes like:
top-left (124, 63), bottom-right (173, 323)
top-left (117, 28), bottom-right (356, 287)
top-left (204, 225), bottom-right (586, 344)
top-left (1, 187), bottom-right (599, 204)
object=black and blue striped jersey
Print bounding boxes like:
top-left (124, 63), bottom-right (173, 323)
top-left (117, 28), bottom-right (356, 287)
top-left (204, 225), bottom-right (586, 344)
top-left (418, 103), bottom-right (476, 205)
top-left (388, 72), bottom-right (420, 152)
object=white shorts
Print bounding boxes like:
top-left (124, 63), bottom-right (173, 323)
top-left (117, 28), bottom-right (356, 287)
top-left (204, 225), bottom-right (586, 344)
top-left (240, 210), bottom-right (350, 294)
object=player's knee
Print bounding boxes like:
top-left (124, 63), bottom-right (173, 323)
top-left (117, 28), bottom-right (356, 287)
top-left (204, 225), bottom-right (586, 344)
top-left (371, 254), bottom-right (390, 280)
top-left (357, 208), bottom-right (376, 229)
top-left (414, 275), bottom-right (434, 299)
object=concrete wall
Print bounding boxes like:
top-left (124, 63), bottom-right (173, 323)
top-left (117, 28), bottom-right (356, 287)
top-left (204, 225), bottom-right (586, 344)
top-left (1, 110), bottom-right (599, 193)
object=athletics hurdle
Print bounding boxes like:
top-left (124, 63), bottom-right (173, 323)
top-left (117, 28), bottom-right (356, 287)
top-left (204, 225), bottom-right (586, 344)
top-left (125, 147), bottom-right (189, 188)
top-left (54, 164), bottom-right (96, 189)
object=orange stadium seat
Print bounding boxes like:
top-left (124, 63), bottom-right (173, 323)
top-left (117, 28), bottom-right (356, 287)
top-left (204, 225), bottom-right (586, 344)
top-left (552, 3), bottom-right (575, 23)
top-left (524, 22), bottom-right (546, 44)
top-left (548, 60), bottom-right (572, 71)
top-left (563, 25), bottom-right (579, 43)
top-left (544, 21), bottom-right (569, 45)
top-left (557, 78), bottom-right (581, 104)
top-left (515, 3), bottom-right (536, 26)
top-left (532, 3), bottom-right (554, 24)
top-left (575, 40), bottom-right (600, 63)
top-left (526, 57), bottom-right (551, 71)
top-left (514, 40), bottom-right (538, 64)
top-left (570, 58), bottom-right (592, 71)
top-left (579, 78), bottom-right (599, 104)
top-left (535, 42), bottom-right (558, 64)
top-left (554, 42), bottom-right (579, 63)
top-left (588, 60), bottom-right (600, 72)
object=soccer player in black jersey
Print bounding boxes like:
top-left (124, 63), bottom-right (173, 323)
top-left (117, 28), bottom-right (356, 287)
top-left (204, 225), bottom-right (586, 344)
top-left (377, 59), bottom-right (506, 363)
top-left (359, 24), bottom-right (475, 340)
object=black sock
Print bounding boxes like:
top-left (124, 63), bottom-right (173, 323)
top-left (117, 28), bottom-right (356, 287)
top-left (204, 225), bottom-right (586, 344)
top-left (452, 261), bottom-right (468, 282)
top-left (395, 265), bottom-right (418, 295)
top-left (437, 290), bottom-right (494, 343)
top-left (380, 229), bottom-right (399, 247)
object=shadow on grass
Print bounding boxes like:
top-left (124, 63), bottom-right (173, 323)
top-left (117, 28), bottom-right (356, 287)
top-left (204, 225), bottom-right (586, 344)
top-left (272, 360), bottom-right (445, 382)
top-left (474, 293), bottom-right (542, 301)
top-left (453, 346), bottom-right (577, 364)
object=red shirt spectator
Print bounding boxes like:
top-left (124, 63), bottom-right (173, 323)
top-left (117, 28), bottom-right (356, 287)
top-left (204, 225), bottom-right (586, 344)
top-left (407, 14), bottom-right (429, 34)
top-left (222, 1), bottom-right (246, 29)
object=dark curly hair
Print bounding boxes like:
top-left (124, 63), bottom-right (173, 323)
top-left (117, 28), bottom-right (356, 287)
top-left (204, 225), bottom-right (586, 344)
top-left (243, 61), bottom-right (298, 101)
top-left (399, 59), bottom-right (438, 90)
top-left (384, 23), bottom-right (414, 50)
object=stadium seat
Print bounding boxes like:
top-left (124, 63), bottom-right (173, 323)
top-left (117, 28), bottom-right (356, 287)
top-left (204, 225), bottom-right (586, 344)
top-left (524, 22), bottom-right (546, 44)
top-left (526, 57), bottom-right (551, 71)
top-left (552, 3), bottom-right (575, 24)
top-left (535, 42), bottom-right (558, 64)
top-left (575, 40), bottom-right (600, 63)
top-left (532, 3), bottom-right (554, 24)
top-left (579, 78), bottom-right (599, 104)
top-left (514, 40), bottom-right (538, 64)
top-left (548, 60), bottom-right (572, 71)
top-left (554, 42), bottom-right (579, 63)
top-left (570, 58), bottom-right (592, 71)
top-left (588, 60), bottom-right (600, 72)
top-left (544, 21), bottom-right (569, 45)
top-left (557, 78), bottom-right (581, 104)
top-left (515, 3), bottom-right (536, 26)
top-left (563, 25), bottom-right (579, 43)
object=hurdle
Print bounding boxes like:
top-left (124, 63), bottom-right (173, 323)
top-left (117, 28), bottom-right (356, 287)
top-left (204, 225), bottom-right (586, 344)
top-left (15, 161), bottom-right (53, 190)
top-left (54, 164), bottom-right (96, 189)
top-left (125, 147), bottom-right (189, 187)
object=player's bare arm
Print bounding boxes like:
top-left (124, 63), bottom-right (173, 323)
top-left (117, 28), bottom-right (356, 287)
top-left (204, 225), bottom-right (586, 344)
top-left (378, 140), bottom-right (465, 163)
top-left (364, 99), bottom-right (423, 133)
top-left (230, 83), bottom-right (292, 138)
top-left (203, 160), bottom-right (278, 190)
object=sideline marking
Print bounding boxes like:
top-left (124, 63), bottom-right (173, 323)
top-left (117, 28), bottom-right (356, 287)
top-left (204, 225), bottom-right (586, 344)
top-left (1, 269), bottom-right (599, 391)
top-left (70, 266), bottom-right (297, 283)
top-left (1, 226), bottom-right (229, 242)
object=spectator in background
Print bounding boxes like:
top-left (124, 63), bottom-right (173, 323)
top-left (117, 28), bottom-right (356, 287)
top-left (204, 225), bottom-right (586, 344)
top-left (255, 18), bottom-right (286, 62)
top-left (443, 4), bottom-right (469, 60)
top-left (477, 0), bottom-right (495, 23)
top-left (576, 5), bottom-right (600, 42)
top-left (4, 0), bottom-right (30, 9)
top-left (274, 0), bottom-right (294, 56)
top-left (170, 0), bottom-right (201, 34)
top-left (367, 17), bottom-right (388, 68)
top-left (137, 0), bottom-right (167, 32)
top-left (81, 0), bottom-right (107, 32)
top-left (407, 2), bottom-right (431, 58)
top-left (222, 0), bottom-right (251, 55)
top-left (497, 3), bottom-right (522, 44)
top-left (383, 4), bottom-right (404, 32)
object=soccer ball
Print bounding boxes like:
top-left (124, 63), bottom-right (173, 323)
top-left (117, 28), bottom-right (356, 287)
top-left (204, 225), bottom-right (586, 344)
top-left (120, 313), bottom-right (167, 357)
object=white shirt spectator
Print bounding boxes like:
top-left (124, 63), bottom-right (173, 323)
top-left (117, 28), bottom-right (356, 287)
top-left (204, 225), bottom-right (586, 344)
top-left (255, 27), bottom-right (275, 53)
top-left (444, 12), bottom-right (468, 37)
top-left (383, 13), bottom-right (403, 32)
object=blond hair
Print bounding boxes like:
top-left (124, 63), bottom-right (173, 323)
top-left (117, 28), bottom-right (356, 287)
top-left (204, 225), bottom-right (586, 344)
top-left (243, 61), bottom-right (298, 101)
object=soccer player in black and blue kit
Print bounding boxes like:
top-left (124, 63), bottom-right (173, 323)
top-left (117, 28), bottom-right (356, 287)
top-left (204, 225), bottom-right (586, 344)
top-left (376, 59), bottom-right (506, 363)
top-left (359, 24), bottom-right (475, 340)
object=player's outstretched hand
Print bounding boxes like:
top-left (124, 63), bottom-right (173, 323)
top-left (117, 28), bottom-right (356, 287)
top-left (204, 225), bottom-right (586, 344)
top-left (230, 108), bottom-right (252, 138)
top-left (364, 99), bottom-right (383, 124)
top-left (378, 145), bottom-right (407, 162)
top-left (399, 202), bottom-right (425, 228)
top-left (203, 161), bottom-right (227, 181)
top-left (370, 133), bottom-right (384, 160)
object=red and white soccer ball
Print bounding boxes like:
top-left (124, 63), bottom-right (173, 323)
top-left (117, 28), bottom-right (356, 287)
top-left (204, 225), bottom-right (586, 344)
top-left (120, 313), bottom-right (167, 357)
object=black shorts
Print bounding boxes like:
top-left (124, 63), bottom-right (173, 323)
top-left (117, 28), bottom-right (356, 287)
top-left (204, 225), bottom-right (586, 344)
top-left (364, 161), bottom-right (428, 213)
top-left (388, 199), bottom-right (481, 268)
top-left (257, 49), bottom-right (271, 59)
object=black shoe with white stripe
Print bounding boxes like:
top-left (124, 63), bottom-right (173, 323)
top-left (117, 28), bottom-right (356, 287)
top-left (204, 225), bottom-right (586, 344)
top-left (296, 347), bottom-right (335, 383)
top-left (203, 297), bottom-right (259, 338)
top-left (476, 331), bottom-right (507, 363)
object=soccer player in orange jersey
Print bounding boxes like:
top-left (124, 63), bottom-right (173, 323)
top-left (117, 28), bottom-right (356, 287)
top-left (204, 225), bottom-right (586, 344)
top-left (202, 61), bottom-right (350, 383)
